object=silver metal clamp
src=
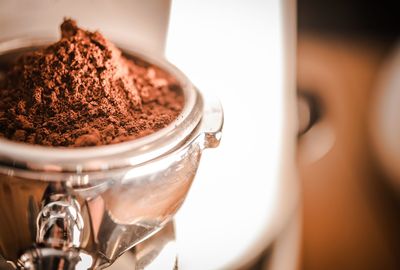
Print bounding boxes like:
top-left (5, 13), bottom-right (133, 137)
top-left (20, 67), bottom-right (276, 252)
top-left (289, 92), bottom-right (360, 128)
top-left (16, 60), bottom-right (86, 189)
top-left (17, 194), bottom-right (90, 270)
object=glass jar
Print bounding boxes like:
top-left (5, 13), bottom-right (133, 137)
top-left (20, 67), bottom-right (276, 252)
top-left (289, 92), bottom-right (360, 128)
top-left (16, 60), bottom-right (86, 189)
top-left (0, 37), bottom-right (223, 269)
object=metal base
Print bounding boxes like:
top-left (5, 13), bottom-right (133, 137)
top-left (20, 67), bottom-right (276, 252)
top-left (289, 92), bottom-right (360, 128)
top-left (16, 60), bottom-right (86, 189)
top-left (0, 221), bottom-right (177, 270)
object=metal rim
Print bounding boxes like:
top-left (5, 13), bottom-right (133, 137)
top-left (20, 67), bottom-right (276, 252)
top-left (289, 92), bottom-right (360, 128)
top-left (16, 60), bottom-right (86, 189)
top-left (0, 37), bottom-right (203, 172)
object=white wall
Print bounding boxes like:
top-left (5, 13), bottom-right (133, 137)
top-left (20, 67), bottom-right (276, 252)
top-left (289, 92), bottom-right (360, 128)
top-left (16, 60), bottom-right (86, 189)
top-left (0, 0), bottom-right (170, 54)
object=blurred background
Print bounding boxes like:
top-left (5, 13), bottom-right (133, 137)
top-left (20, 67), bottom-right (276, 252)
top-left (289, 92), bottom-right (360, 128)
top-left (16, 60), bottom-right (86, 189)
top-left (297, 0), bottom-right (400, 269)
top-left (171, 0), bottom-right (400, 269)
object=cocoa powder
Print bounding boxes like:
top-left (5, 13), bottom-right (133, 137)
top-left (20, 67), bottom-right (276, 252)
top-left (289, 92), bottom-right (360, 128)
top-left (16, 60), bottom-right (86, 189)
top-left (0, 19), bottom-right (183, 147)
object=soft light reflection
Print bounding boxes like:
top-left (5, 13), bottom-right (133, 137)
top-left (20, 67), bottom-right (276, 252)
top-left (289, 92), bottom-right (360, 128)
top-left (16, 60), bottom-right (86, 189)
top-left (167, 1), bottom-right (294, 269)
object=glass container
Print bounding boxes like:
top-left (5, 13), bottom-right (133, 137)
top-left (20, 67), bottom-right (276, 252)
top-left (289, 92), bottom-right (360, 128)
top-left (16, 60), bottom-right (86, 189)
top-left (0, 37), bottom-right (223, 269)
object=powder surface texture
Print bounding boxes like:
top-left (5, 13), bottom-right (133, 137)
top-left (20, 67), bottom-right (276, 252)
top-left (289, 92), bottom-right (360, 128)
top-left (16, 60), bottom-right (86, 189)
top-left (0, 19), bottom-right (183, 147)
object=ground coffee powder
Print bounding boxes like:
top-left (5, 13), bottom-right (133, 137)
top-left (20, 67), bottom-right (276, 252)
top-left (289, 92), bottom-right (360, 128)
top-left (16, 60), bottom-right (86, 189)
top-left (0, 19), bottom-right (183, 147)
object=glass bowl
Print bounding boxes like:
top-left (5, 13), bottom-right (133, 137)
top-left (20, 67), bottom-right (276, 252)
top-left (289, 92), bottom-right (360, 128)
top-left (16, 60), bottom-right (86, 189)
top-left (0, 38), bottom-right (223, 269)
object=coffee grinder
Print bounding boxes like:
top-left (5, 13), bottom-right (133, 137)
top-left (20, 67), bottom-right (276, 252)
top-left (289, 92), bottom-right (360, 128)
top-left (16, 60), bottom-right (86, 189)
top-left (0, 1), bottom-right (223, 269)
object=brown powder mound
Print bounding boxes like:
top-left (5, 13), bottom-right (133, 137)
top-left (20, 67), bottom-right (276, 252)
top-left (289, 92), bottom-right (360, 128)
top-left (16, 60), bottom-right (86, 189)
top-left (0, 19), bottom-right (183, 147)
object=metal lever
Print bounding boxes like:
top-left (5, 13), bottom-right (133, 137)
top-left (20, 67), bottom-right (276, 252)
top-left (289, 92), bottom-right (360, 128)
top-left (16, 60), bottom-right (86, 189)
top-left (36, 194), bottom-right (84, 248)
top-left (17, 194), bottom-right (91, 270)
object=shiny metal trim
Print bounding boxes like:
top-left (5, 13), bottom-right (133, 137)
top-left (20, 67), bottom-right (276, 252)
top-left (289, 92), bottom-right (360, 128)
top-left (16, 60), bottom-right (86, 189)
top-left (36, 195), bottom-right (84, 248)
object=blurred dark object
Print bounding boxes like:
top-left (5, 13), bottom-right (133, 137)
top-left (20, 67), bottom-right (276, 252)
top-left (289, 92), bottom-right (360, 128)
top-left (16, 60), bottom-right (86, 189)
top-left (297, 1), bottom-right (400, 270)
top-left (298, 0), bottom-right (399, 41)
